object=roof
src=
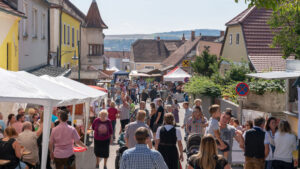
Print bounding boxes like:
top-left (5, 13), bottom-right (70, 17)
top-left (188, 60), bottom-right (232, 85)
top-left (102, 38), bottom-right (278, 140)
top-left (85, 0), bottom-right (108, 29)
top-left (0, 0), bottom-right (25, 18)
top-left (225, 6), bottom-right (256, 26)
top-left (28, 65), bottom-right (71, 77)
top-left (104, 51), bottom-right (130, 59)
top-left (200, 36), bottom-right (220, 42)
top-left (132, 39), bottom-right (184, 62)
top-left (197, 41), bottom-right (222, 57)
top-left (64, 0), bottom-right (86, 20)
top-left (225, 6), bottom-right (285, 72)
top-left (161, 36), bottom-right (201, 67)
top-left (249, 55), bottom-right (286, 72)
top-left (247, 71), bottom-right (300, 80)
top-left (70, 70), bottom-right (99, 80)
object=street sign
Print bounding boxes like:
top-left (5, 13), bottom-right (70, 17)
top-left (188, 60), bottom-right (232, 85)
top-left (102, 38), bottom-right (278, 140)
top-left (182, 60), bottom-right (190, 67)
top-left (235, 82), bottom-right (249, 96)
top-left (184, 77), bottom-right (190, 83)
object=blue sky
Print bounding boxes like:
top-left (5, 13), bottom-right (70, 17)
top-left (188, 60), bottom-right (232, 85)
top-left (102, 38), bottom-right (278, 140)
top-left (71, 0), bottom-right (248, 35)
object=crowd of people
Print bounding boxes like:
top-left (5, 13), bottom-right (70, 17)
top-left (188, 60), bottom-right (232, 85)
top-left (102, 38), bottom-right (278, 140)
top-left (0, 79), bottom-right (298, 169)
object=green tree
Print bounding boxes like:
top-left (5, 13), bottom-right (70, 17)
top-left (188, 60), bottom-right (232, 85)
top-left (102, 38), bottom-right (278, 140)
top-left (235, 0), bottom-right (300, 59)
top-left (191, 48), bottom-right (219, 77)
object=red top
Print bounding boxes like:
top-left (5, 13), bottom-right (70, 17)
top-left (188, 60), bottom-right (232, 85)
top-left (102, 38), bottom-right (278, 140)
top-left (108, 107), bottom-right (118, 120)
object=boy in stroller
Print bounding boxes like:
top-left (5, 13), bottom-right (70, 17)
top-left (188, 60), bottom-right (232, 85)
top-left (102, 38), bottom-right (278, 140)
top-left (115, 132), bottom-right (127, 169)
top-left (186, 133), bottom-right (202, 158)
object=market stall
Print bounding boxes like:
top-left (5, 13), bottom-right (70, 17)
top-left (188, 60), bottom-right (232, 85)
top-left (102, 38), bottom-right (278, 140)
top-left (163, 66), bottom-right (191, 82)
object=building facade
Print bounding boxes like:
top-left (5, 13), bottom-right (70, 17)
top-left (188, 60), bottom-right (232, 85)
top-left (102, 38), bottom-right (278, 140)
top-left (18, 0), bottom-right (49, 71)
top-left (0, 0), bottom-right (25, 71)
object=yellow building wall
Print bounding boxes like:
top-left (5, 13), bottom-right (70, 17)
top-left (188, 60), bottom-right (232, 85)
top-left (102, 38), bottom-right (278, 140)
top-left (61, 12), bottom-right (80, 67)
top-left (0, 16), bottom-right (20, 71)
top-left (220, 25), bottom-right (249, 73)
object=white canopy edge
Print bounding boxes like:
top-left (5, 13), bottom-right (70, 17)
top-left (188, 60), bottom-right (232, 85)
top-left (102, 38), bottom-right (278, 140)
top-left (247, 71), bottom-right (300, 80)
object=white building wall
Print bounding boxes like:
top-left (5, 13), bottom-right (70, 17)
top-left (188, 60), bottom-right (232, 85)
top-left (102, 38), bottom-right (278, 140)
top-left (18, 0), bottom-right (49, 70)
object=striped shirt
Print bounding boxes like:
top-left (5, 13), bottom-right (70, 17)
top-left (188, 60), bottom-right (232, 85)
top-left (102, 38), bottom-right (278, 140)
top-left (120, 144), bottom-right (168, 169)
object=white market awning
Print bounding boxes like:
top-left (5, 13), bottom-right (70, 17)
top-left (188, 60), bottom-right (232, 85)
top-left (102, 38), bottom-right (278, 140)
top-left (247, 71), bottom-right (300, 80)
top-left (163, 66), bottom-right (191, 82)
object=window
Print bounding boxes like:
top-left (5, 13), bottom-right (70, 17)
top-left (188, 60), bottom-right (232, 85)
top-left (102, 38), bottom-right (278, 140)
top-left (67, 25), bottom-right (70, 45)
top-left (63, 24), bottom-right (66, 44)
top-left (41, 13), bottom-right (46, 39)
top-left (72, 27), bottom-right (74, 47)
top-left (145, 66), bottom-right (155, 69)
top-left (89, 44), bottom-right (101, 56)
top-left (23, 2), bottom-right (28, 36)
top-left (32, 8), bottom-right (38, 38)
top-left (229, 34), bottom-right (232, 45)
top-left (236, 33), bottom-right (240, 45)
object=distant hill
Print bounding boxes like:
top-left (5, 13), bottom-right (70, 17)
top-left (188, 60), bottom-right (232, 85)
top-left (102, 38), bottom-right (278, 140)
top-left (104, 29), bottom-right (222, 51)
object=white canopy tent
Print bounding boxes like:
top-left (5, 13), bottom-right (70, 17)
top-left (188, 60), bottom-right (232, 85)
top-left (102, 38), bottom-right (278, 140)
top-left (163, 66), bottom-right (191, 82)
top-left (0, 69), bottom-right (105, 169)
top-left (40, 75), bottom-right (107, 144)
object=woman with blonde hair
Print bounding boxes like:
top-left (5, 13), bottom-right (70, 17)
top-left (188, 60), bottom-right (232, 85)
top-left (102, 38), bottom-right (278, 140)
top-left (92, 110), bottom-right (113, 169)
top-left (272, 120), bottom-right (296, 169)
top-left (188, 134), bottom-right (230, 169)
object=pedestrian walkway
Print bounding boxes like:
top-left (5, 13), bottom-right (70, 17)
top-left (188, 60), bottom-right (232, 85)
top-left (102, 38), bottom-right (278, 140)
top-left (76, 103), bottom-right (244, 169)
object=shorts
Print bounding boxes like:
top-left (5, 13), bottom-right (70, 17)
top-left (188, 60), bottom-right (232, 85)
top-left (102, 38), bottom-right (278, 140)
top-left (216, 139), bottom-right (230, 152)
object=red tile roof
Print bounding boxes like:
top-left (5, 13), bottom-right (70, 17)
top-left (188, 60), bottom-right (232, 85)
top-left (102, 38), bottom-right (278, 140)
top-left (249, 55), bottom-right (286, 72)
top-left (161, 36), bottom-right (201, 67)
top-left (85, 0), bottom-right (108, 29)
top-left (104, 51), bottom-right (130, 59)
top-left (0, 0), bottom-right (25, 17)
top-left (225, 6), bottom-right (285, 72)
top-left (197, 41), bottom-right (222, 57)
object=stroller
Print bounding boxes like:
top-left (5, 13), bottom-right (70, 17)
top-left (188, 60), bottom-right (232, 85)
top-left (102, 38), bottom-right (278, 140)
top-left (115, 132), bottom-right (128, 169)
top-left (186, 133), bottom-right (202, 158)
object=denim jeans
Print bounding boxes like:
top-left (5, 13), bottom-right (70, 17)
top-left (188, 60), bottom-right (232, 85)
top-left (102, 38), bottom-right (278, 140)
top-left (265, 160), bottom-right (273, 169)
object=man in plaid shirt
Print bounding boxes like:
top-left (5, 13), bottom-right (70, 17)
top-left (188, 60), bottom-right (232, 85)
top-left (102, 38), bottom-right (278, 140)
top-left (120, 127), bottom-right (168, 169)
top-left (186, 106), bottom-right (208, 136)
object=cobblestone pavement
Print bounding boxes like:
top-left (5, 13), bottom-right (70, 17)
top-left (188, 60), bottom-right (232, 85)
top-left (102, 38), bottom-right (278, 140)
top-left (75, 102), bottom-right (244, 169)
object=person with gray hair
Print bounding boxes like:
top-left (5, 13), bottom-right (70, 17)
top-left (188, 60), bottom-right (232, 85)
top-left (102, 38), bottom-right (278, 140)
top-left (17, 121), bottom-right (43, 168)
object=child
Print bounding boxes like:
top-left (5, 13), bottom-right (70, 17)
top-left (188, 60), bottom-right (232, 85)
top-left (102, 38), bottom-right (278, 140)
top-left (181, 102), bottom-right (193, 140)
top-left (172, 99), bottom-right (180, 124)
top-left (205, 104), bottom-right (229, 159)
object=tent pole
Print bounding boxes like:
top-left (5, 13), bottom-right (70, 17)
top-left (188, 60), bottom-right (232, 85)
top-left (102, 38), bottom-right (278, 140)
top-left (84, 102), bottom-right (90, 145)
top-left (41, 103), bottom-right (53, 169)
top-left (72, 104), bottom-right (75, 126)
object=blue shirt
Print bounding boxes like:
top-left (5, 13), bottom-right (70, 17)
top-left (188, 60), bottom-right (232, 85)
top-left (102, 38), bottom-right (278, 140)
top-left (52, 114), bottom-right (58, 123)
top-left (0, 120), bottom-right (6, 130)
top-left (120, 144), bottom-right (168, 169)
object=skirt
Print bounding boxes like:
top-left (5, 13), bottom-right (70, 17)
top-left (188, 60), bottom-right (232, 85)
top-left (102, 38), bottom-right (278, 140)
top-left (94, 139), bottom-right (110, 158)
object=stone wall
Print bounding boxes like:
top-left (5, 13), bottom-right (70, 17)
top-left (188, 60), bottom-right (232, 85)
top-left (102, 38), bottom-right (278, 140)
top-left (243, 91), bottom-right (286, 113)
top-left (220, 99), bottom-right (239, 118)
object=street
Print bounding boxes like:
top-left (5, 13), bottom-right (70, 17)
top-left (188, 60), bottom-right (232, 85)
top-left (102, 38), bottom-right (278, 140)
top-left (75, 102), bottom-right (244, 169)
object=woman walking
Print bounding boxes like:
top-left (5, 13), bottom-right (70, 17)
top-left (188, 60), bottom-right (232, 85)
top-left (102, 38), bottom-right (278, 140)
top-left (188, 134), bottom-right (230, 169)
top-left (107, 102), bottom-right (118, 139)
top-left (7, 114), bottom-right (16, 127)
top-left (265, 117), bottom-right (278, 169)
top-left (272, 120), bottom-right (297, 169)
top-left (149, 102), bottom-right (156, 134)
top-left (172, 99), bottom-right (180, 124)
top-left (92, 110), bottom-right (113, 169)
top-left (155, 113), bottom-right (183, 169)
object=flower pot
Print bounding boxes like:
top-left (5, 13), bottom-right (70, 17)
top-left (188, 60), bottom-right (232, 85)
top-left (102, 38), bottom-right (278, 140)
top-left (223, 95), bottom-right (230, 100)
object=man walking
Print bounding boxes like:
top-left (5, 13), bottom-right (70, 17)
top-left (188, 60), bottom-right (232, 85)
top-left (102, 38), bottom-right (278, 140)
top-left (242, 117), bottom-right (269, 169)
top-left (219, 111), bottom-right (244, 166)
top-left (49, 110), bottom-right (87, 169)
top-left (120, 127), bottom-right (168, 169)
top-left (125, 110), bottom-right (153, 149)
top-left (130, 101), bottom-right (150, 124)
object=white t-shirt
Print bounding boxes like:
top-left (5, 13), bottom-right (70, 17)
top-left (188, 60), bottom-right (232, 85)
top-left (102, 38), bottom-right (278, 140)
top-left (156, 125), bottom-right (182, 141)
top-left (273, 132), bottom-right (297, 163)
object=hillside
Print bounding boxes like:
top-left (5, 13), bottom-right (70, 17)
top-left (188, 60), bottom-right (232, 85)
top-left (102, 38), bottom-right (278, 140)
top-left (104, 29), bottom-right (222, 51)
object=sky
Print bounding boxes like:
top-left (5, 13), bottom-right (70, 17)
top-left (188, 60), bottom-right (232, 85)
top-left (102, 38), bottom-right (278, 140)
top-left (71, 0), bottom-right (249, 35)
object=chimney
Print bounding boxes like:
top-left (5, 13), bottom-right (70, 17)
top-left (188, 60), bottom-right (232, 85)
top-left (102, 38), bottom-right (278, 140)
top-left (191, 31), bottom-right (195, 41)
top-left (182, 34), bottom-right (185, 41)
top-left (157, 36), bottom-right (160, 41)
top-left (220, 31), bottom-right (225, 37)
